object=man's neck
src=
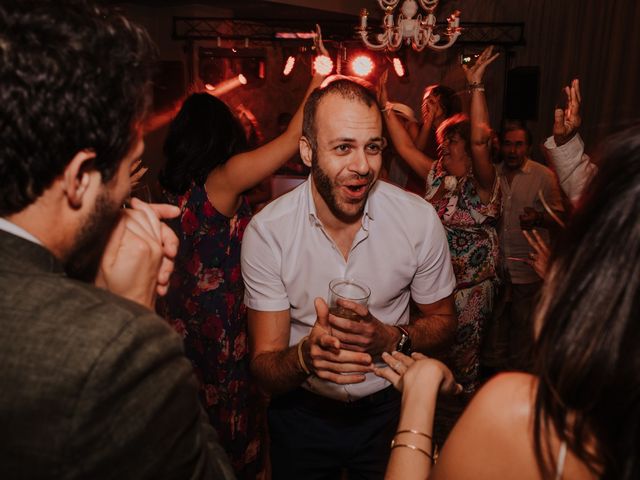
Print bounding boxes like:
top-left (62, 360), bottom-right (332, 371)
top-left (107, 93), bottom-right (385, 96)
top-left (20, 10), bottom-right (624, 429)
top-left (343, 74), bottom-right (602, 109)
top-left (6, 197), bottom-right (72, 262)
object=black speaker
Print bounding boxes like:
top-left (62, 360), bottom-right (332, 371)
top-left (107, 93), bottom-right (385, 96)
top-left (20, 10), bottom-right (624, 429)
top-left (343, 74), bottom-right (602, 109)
top-left (505, 66), bottom-right (539, 121)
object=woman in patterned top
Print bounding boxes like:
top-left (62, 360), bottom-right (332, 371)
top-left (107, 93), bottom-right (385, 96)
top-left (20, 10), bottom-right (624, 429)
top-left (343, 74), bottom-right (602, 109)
top-left (379, 46), bottom-right (500, 443)
top-left (156, 29), bottom-right (328, 479)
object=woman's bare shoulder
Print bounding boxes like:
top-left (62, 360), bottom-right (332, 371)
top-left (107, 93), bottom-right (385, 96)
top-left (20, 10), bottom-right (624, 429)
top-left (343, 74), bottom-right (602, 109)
top-left (431, 373), bottom-right (540, 479)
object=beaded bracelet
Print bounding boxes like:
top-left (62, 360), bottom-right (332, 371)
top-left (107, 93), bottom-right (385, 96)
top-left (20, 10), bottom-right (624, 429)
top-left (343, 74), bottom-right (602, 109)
top-left (468, 82), bottom-right (485, 93)
top-left (296, 335), bottom-right (311, 375)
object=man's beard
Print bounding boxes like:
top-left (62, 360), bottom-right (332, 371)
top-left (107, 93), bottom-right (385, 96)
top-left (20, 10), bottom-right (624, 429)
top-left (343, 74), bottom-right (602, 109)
top-left (311, 150), bottom-right (370, 224)
top-left (65, 189), bottom-right (123, 283)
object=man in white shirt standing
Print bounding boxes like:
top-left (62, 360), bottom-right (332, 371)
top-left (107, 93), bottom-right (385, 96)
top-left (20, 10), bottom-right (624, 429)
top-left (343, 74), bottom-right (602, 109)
top-left (241, 77), bottom-right (457, 479)
top-left (488, 120), bottom-right (565, 374)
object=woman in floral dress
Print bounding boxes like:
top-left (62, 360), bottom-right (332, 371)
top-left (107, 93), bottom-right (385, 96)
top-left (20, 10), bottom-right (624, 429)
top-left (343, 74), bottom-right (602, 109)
top-left (379, 46), bottom-right (500, 443)
top-left (156, 30), bottom-right (328, 479)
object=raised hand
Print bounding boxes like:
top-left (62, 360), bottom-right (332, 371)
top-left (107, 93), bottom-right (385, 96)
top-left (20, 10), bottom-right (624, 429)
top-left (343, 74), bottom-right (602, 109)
top-left (462, 45), bottom-right (499, 85)
top-left (375, 351), bottom-right (462, 395)
top-left (377, 69), bottom-right (390, 107)
top-left (129, 158), bottom-right (148, 189)
top-left (302, 297), bottom-right (373, 384)
top-left (522, 228), bottom-right (550, 279)
top-left (553, 78), bottom-right (582, 146)
top-left (314, 23), bottom-right (329, 57)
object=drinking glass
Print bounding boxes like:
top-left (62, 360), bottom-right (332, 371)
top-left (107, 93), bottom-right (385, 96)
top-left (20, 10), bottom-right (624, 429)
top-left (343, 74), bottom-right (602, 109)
top-left (328, 278), bottom-right (371, 321)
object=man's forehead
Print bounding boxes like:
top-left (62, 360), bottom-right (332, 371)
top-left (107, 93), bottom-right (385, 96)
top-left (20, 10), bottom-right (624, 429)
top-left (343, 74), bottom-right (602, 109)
top-left (315, 93), bottom-right (381, 135)
top-left (504, 129), bottom-right (527, 141)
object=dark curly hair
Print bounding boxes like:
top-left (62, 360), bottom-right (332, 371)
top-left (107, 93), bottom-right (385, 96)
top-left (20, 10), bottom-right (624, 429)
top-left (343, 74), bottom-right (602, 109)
top-left (159, 93), bottom-right (248, 195)
top-left (0, 0), bottom-right (156, 215)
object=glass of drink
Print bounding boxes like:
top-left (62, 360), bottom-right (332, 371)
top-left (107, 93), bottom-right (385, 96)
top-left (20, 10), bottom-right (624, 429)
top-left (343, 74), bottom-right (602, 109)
top-left (328, 278), bottom-right (371, 321)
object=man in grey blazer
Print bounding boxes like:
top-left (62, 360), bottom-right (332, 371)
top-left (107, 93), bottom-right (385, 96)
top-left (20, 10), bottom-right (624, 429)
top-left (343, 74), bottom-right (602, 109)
top-left (0, 1), bottom-right (235, 478)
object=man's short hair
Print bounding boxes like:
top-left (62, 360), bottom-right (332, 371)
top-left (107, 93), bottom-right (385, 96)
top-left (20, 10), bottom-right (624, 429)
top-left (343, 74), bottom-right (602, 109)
top-left (500, 119), bottom-right (533, 146)
top-left (302, 75), bottom-right (378, 150)
top-left (0, 0), bottom-right (156, 215)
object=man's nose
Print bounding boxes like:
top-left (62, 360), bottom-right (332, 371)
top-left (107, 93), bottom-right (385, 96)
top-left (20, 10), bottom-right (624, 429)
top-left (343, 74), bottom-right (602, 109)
top-left (349, 148), bottom-right (371, 175)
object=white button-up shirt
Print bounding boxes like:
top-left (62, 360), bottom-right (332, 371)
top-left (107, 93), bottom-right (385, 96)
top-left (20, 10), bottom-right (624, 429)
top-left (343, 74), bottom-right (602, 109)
top-left (498, 159), bottom-right (565, 284)
top-left (241, 178), bottom-right (455, 401)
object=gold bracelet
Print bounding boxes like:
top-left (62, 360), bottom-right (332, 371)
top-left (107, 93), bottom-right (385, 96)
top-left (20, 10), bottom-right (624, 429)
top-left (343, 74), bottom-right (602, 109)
top-left (390, 440), bottom-right (436, 463)
top-left (395, 429), bottom-right (433, 441)
top-left (297, 335), bottom-right (311, 375)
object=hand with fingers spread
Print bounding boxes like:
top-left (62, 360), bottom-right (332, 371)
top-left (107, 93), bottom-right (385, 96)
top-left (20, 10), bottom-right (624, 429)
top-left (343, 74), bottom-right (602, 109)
top-left (129, 158), bottom-right (148, 189)
top-left (522, 228), bottom-right (550, 279)
top-left (327, 298), bottom-right (398, 357)
top-left (374, 351), bottom-right (462, 396)
top-left (377, 69), bottom-right (390, 108)
top-left (301, 298), bottom-right (374, 385)
top-left (553, 78), bottom-right (582, 146)
top-left (313, 23), bottom-right (329, 58)
top-left (462, 45), bottom-right (499, 85)
top-left (96, 198), bottom-right (180, 308)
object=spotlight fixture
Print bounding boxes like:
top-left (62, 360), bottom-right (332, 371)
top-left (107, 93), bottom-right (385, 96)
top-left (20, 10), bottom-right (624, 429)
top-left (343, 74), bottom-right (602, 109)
top-left (204, 74), bottom-right (247, 97)
top-left (282, 55), bottom-right (296, 76)
top-left (314, 54), bottom-right (334, 76)
top-left (350, 55), bottom-right (374, 77)
top-left (392, 57), bottom-right (406, 77)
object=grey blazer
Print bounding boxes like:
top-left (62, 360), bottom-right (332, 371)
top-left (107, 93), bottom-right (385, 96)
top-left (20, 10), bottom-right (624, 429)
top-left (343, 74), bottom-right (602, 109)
top-left (0, 230), bottom-right (236, 480)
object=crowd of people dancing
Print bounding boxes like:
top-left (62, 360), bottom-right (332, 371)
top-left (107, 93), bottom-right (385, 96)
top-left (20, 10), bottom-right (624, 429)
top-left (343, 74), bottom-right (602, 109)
top-left (1, 1), bottom-right (637, 480)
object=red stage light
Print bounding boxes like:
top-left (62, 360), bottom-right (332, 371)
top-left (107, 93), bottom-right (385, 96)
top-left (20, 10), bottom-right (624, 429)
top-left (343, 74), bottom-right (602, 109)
top-left (314, 55), bottom-right (334, 76)
top-left (351, 55), bottom-right (374, 77)
top-left (392, 57), bottom-right (405, 77)
top-left (283, 55), bottom-right (296, 76)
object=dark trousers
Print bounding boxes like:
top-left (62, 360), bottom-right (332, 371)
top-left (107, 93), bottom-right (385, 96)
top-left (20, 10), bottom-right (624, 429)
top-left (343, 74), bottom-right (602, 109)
top-left (268, 386), bottom-right (401, 480)
top-left (482, 280), bottom-right (541, 373)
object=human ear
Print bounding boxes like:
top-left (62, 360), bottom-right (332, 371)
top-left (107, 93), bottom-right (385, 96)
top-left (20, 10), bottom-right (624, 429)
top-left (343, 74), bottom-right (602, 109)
top-left (63, 150), bottom-right (97, 209)
top-left (300, 136), bottom-right (313, 168)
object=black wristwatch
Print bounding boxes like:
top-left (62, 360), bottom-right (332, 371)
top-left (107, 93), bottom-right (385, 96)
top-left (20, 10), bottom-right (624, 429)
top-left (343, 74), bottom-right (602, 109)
top-left (395, 325), bottom-right (412, 354)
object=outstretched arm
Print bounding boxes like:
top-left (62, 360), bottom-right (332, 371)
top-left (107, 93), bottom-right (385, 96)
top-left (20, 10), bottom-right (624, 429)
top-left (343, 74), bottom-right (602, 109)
top-left (463, 46), bottom-right (498, 197)
top-left (206, 25), bottom-right (329, 212)
top-left (378, 70), bottom-right (436, 180)
top-left (375, 352), bottom-right (462, 480)
top-left (543, 79), bottom-right (597, 205)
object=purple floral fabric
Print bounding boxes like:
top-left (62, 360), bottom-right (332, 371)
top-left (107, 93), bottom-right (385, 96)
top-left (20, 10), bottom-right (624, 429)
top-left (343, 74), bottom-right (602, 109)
top-left (157, 183), bottom-right (263, 479)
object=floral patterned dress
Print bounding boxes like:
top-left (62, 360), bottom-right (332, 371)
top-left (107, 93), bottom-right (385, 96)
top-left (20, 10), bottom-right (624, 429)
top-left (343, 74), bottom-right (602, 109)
top-left (156, 183), bottom-right (263, 479)
top-left (425, 160), bottom-right (500, 442)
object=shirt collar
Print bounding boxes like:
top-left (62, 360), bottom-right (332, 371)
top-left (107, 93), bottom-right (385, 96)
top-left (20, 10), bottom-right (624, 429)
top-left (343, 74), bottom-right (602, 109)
top-left (497, 157), bottom-right (532, 176)
top-left (0, 218), bottom-right (43, 245)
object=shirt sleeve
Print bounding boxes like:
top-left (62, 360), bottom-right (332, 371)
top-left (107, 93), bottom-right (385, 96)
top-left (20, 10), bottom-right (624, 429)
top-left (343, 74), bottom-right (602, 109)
top-left (543, 133), bottom-right (597, 205)
top-left (410, 208), bottom-right (456, 305)
top-left (241, 218), bottom-right (291, 311)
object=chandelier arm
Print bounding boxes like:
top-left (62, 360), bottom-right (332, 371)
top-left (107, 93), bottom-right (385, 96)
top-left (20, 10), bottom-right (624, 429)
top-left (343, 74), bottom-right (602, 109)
top-left (379, 0), bottom-right (400, 9)
top-left (427, 32), bottom-right (461, 50)
top-left (359, 30), bottom-right (391, 51)
top-left (418, 0), bottom-right (439, 12)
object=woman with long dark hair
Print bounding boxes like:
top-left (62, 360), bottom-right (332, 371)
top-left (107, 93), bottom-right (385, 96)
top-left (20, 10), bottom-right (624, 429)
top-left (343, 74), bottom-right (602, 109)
top-left (156, 29), bottom-right (328, 479)
top-left (376, 123), bottom-right (640, 479)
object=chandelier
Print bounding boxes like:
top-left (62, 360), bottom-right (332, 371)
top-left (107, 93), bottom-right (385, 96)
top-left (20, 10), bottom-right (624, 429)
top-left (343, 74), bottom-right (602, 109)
top-left (357, 0), bottom-right (461, 52)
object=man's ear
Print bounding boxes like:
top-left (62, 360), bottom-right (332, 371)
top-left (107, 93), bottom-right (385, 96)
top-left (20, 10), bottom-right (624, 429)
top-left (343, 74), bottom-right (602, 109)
top-left (300, 136), bottom-right (313, 168)
top-left (63, 150), bottom-right (97, 209)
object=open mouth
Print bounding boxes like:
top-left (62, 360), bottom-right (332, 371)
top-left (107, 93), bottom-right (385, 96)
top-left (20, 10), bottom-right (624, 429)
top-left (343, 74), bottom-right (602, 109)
top-left (343, 183), bottom-right (368, 198)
